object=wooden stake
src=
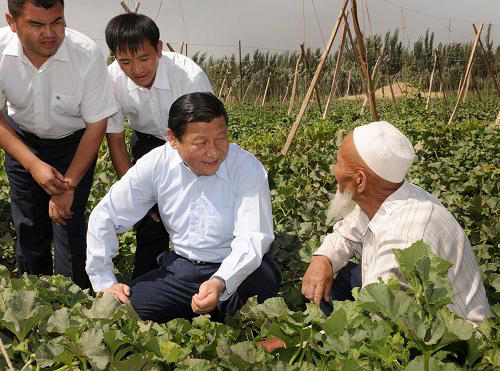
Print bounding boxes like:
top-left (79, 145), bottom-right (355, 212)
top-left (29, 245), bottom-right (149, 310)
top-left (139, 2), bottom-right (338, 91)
top-left (496, 111), bottom-right (500, 126)
top-left (179, 41), bottom-right (185, 54)
top-left (281, 0), bottom-right (350, 155)
top-left (425, 50), bottom-right (438, 109)
top-left (388, 74), bottom-right (398, 113)
top-left (300, 43), bottom-right (323, 115)
top-left (344, 14), bottom-right (369, 98)
top-left (473, 24), bottom-right (500, 98)
top-left (345, 70), bottom-right (351, 96)
top-left (166, 43), bottom-right (175, 52)
top-left (261, 72), bottom-right (272, 106)
top-left (242, 77), bottom-right (254, 102)
top-left (218, 70), bottom-right (228, 99)
top-left (134, 1), bottom-right (141, 13)
top-left (0, 337), bottom-right (14, 371)
top-left (464, 70), bottom-right (472, 101)
top-left (351, 0), bottom-right (379, 121)
top-left (323, 19), bottom-right (348, 119)
top-left (120, 1), bottom-right (132, 13)
top-left (225, 84), bottom-right (232, 104)
top-left (471, 74), bottom-right (482, 101)
top-left (361, 47), bottom-right (385, 112)
top-left (288, 54), bottom-right (302, 115)
top-left (448, 22), bottom-right (484, 125)
top-left (282, 85), bottom-right (290, 103)
top-left (435, 50), bottom-right (447, 103)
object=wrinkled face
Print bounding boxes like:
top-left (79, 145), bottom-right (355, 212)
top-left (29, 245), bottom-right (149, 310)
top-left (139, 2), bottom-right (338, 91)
top-left (168, 116), bottom-right (229, 176)
top-left (331, 139), bottom-right (357, 194)
top-left (6, 1), bottom-right (65, 68)
top-left (115, 41), bottom-right (162, 89)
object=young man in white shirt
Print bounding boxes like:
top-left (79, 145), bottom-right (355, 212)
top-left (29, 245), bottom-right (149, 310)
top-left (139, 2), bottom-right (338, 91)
top-left (301, 121), bottom-right (492, 324)
top-left (104, 13), bottom-right (214, 279)
top-left (86, 92), bottom-right (281, 322)
top-left (0, 0), bottom-right (117, 288)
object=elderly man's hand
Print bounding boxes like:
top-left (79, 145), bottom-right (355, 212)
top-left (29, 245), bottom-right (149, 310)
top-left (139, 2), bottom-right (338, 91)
top-left (191, 278), bottom-right (223, 314)
top-left (301, 255), bottom-right (334, 307)
top-left (98, 283), bottom-right (131, 303)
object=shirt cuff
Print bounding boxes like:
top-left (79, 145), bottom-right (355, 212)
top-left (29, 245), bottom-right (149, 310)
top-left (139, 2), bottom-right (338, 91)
top-left (88, 271), bottom-right (118, 292)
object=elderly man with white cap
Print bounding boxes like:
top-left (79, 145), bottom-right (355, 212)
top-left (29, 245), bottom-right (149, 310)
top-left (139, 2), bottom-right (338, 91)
top-left (301, 121), bottom-right (492, 324)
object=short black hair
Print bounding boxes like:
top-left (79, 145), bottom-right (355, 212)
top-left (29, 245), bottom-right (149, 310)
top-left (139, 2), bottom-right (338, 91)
top-left (169, 92), bottom-right (228, 141)
top-left (8, 0), bottom-right (64, 18)
top-left (105, 13), bottom-right (160, 56)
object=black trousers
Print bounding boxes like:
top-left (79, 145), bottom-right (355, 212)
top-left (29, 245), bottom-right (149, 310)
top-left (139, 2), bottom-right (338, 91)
top-left (130, 252), bottom-right (282, 323)
top-left (4, 115), bottom-right (95, 289)
top-left (129, 131), bottom-right (169, 279)
top-left (320, 261), bottom-right (362, 316)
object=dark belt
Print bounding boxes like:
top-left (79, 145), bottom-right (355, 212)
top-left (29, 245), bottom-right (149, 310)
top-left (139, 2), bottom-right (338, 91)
top-left (156, 251), bottom-right (221, 267)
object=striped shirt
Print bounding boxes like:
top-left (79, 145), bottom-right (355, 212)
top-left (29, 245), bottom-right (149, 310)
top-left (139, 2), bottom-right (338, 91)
top-left (315, 181), bottom-right (492, 324)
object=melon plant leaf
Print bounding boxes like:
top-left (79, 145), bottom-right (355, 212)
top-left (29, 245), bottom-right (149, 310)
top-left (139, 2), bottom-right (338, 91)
top-left (404, 355), bottom-right (462, 371)
top-left (79, 328), bottom-right (109, 371)
top-left (81, 292), bottom-right (125, 323)
top-left (34, 336), bottom-right (74, 368)
top-left (109, 353), bottom-right (153, 371)
top-left (2, 289), bottom-right (52, 341)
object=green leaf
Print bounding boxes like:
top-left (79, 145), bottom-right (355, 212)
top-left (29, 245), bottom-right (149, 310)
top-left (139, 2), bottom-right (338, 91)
top-left (404, 355), bottom-right (461, 371)
top-left (2, 289), bottom-right (52, 341)
top-left (321, 307), bottom-right (347, 336)
top-left (109, 354), bottom-right (152, 371)
top-left (79, 328), bottom-right (109, 371)
top-left (34, 336), bottom-right (74, 368)
top-left (158, 338), bottom-right (184, 363)
top-left (81, 292), bottom-right (125, 323)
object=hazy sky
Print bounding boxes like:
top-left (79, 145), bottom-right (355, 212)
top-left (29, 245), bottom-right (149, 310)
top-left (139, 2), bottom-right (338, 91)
top-left (0, 0), bottom-right (498, 58)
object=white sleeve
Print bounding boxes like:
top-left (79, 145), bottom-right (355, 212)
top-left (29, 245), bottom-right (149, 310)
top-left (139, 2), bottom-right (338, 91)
top-left (86, 155), bottom-right (157, 291)
top-left (106, 107), bottom-right (126, 133)
top-left (314, 207), bottom-right (365, 274)
top-left (80, 50), bottom-right (119, 124)
top-left (212, 158), bottom-right (274, 301)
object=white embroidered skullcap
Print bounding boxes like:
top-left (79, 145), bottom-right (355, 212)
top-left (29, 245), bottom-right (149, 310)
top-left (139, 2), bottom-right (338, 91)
top-left (353, 121), bottom-right (415, 183)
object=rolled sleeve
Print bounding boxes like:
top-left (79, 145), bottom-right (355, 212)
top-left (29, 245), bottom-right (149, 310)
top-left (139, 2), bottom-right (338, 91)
top-left (212, 159), bottom-right (274, 301)
top-left (314, 208), bottom-right (364, 274)
top-left (86, 155), bottom-right (157, 291)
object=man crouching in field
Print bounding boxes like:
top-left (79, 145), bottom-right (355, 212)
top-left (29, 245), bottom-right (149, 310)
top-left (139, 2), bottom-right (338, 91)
top-left (86, 92), bottom-right (281, 323)
top-left (302, 121), bottom-right (492, 324)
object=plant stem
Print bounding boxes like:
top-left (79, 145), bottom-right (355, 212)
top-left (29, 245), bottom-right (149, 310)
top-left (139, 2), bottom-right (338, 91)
top-left (424, 350), bottom-right (430, 371)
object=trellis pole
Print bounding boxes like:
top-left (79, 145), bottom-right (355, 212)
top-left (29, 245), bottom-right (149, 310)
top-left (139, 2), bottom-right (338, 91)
top-left (166, 43), bottom-right (175, 52)
top-left (288, 54), bottom-right (302, 115)
top-left (281, 0), bottom-right (350, 155)
top-left (425, 50), bottom-right (438, 109)
top-left (361, 47), bottom-right (385, 113)
top-left (473, 24), bottom-right (500, 98)
top-left (300, 43), bottom-right (323, 114)
top-left (435, 50), bottom-right (447, 103)
top-left (448, 22), bottom-right (483, 125)
top-left (388, 74), bottom-right (398, 113)
top-left (261, 72), bottom-right (272, 106)
top-left (351, 0), bottom-right (379, 121)
top-left (323, 18), bottom-right (348, 119)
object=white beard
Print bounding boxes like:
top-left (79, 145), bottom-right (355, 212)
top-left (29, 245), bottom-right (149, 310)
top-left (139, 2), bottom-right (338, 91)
top-left (326, 188), bottom-right (357, 225)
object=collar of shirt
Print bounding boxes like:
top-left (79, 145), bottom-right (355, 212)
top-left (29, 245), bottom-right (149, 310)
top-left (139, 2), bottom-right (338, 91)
top-left (3, 33), bottom-right (70, 68)
top-left (168, 144), bottom-right (229, 181)
top-left (126, 56), bottom-right (171, 92)
top-left (367, 180), bottom-right (410, 235)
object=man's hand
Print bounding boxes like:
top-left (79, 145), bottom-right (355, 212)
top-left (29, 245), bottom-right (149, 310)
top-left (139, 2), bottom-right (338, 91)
top-left (98, 283), bottom-right (131, 303)
top-left (30, 160), bottom-right (67, 195)
top-left (49, 190), bottom-right (75, 225)
top-left (191, 278), bottom-right (223, 314)
top-left (301, 255), bottom-right (334, 307)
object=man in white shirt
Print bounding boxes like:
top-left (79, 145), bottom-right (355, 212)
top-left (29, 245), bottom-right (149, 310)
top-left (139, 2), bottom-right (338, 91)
top-left (0, 0), bottom-right (117, 288)
top-left (86, 92), bottom-right (281, 322)
top-left (104, 13), bottom-right (214, 279)
top-left (301, 121), bottom-right (492, 324)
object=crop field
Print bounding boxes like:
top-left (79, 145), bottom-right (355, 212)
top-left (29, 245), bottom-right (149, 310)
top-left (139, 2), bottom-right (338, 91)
top-left (0, 96), bottom-right (499, 370)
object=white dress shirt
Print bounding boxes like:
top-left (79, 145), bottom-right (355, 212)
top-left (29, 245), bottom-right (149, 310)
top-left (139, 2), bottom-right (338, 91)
top-left (315, 181), bottom-right (492, 324)
top-left (107, 52), bottom-right (213, 140)
top-left (86, 143), bottom-right (274, 300)
top-left (0, 27), bottom-right (118, 139)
